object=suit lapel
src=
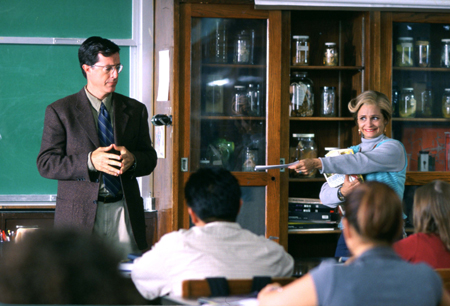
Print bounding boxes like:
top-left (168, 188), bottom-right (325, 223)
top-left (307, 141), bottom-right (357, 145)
top-left (75, 89), bottom-right (100, 147)
top-left (112, 93), bottom-right (130, 145)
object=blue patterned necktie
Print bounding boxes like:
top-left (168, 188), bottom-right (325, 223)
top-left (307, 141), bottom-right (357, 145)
top-left (98, 103), bottom-right (121, 196)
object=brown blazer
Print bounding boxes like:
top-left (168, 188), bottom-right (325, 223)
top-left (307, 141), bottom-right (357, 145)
top-left (37, 88), bottom-right (157, 250)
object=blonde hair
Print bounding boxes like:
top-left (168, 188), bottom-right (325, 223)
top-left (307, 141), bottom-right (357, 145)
top-left (348, 90), bottom-right (392, 122)
top-left (413, 180), bottom-right (450, 251)
top-left (343, 182), bottom-right (403, 245)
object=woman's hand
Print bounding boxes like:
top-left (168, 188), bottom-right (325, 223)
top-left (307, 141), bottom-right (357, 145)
top-left (340, 175), bottom-right (361, 197)
top-left (288, 158), bottom-right (322, 176)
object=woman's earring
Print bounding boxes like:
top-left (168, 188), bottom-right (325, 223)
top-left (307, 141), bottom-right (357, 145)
top-left (358, 129), bottom-right (361, 135)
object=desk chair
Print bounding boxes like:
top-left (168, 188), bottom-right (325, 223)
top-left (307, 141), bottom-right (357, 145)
top-left (436, 269), bottom-right (450, 292)
top-left (181, 277), bottom-right (296, 298)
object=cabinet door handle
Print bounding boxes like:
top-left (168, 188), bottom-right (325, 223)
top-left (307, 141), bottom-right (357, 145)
top-left (181, 158), bottom-right (189, 172)
top-left (280, 158), bottom-right (285, 172)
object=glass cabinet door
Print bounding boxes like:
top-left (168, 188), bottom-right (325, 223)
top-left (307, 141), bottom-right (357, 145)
top-left (190, 17), bottom-right (267, 172)
top-left (391, 19), bottom-right (450, 173)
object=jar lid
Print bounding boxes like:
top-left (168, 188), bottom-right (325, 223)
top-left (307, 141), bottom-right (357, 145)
top-left (234, 85), bottom-right (245, 89)
top-left (325, 147), bottom-right (340, 151)
top-left (321, 86), bottom-right (336, 90)
top-left (416, 37), bottom-right (429, 42)
top-left (398, 37), bottom-right (413, 41)
top-left (200, 159), bottom-right (210, 164)
top-left (445, 88), bottom-right (450, 91)
top-left (293, 133), bottom-right (315, 138)
top-left (442, 39), bottom-right (450, 42)
top-left (293, 35), bottom-right (309, 39)
top-left (419, 150), bottom-right (429, 154)
top-left (325, 42), bottom-right (336, 46)
top-left (402, 87), bottom-right (414, 90)
top-left (292, 71), bottom-right (308, 77)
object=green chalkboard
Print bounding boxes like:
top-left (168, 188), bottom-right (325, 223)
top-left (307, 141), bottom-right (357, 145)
top-left (0, 0), bottom-right (132, 39)
top-left (0, 44), bottom-right (130, 194)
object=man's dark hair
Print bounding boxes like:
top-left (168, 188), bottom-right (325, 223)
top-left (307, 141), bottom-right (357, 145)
top-left (78, 36), bottom-right (120, 78)
top-left (0, 229), bottom-right (145, 305)
top-left (184, 167), bottom-right (241, 223)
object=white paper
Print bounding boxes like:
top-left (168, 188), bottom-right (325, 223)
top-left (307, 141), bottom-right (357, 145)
top-left (154, 125), bottom-right (165, 158)
top-left (157, 50), bottom-right (170, 101)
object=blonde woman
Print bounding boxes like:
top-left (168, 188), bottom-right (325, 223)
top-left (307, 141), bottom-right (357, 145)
top-left (289, 90), bottom-right (407, 257)
top-left (394, 180), bottom-right (450, 268)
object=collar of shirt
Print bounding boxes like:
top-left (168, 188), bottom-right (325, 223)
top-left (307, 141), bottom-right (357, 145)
top-left (359, 134), bottom-right (388, 152)
top-left (84, 86), bottom-right (113, 113)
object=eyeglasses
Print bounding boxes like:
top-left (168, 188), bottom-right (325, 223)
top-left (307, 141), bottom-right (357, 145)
top-left (91, 64), bottom-right (123, 74)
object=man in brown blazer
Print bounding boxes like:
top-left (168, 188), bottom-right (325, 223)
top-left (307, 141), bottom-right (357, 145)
top-left (37, 36), bottom-right (157, 258)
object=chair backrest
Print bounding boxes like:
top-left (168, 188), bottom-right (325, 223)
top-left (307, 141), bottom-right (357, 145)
top-left (436, 269), bottom-right (450, 292)
top-left (181, 277), bottom-right (296, 298)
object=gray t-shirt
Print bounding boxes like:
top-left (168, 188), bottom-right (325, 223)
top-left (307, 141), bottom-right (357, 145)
top-left (310, 247), bottom-right (442, 306)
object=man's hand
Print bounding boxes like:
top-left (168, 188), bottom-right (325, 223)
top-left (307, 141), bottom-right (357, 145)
top-left (91, 144), bottom-right (123, 176)
top-left (112, 144), bottom-right (135, 174)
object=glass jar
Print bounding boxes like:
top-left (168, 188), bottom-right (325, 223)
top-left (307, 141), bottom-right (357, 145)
top-left (210, 19), bottom-right (227, 63)
top-left (247, 83), bottom-right (262, 116)
top-left (442, 88), bottom-right (450, 118)
top-left (416, 38), bottom-right (430, 68)
top-left (417, 84), bottom-right (433, 118)
top-left (205, 74), bottom-right (224, 115)
top-left (234, 30), bottom-right (250, 63)
top-left (323, 42), bottom-right (338, 66)
top-left (292, 35), bottom-right (310, 66)
top-left (396, 37), bottom-right (414, 67)
top-left (399, 87), bottom-right (416, 118)
top-left (242, 147), bottom-right (258, 172)
top-left (231, 85), bottom-right (248, 116)
top-left (392, 82), bottom-right (400, 117)
top-left (320, 86), bottom-right (336, 117)
top-left (290, 72), bottom-right (314, 117)
top-left (291, 133), bottom-right (318, 178)
top-left (441, 39), bottom-right (450, 68)
top-left (445, 132), bottom-right (450, 171)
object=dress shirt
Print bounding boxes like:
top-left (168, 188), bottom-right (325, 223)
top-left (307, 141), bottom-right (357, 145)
top-left (131, 221), bottom-right (294, 300)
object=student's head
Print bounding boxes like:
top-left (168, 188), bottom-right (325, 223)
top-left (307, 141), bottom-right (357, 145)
top-left (413, 180), bottom-right (450, 251)
top-left (343, 181), bottom-right (403, 245)
top-left (185, 167), bottom-right (241, 223)
top-left (348, 90), bottom-right (392, 139)
top-left (78, 36), bottom-right (120, 78)
top-left (0, 228), bottom-right (144, 305)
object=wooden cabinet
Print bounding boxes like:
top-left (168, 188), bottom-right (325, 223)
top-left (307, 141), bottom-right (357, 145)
top-left (177, 3), bottom-right (287, 246)
top-left (157, 1), bottom-right (450, 258)
top-left (285, 11), bottom-right (369, 258)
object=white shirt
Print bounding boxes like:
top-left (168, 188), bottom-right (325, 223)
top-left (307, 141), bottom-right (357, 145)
top-left (131, 222), bottom-right (294, 300)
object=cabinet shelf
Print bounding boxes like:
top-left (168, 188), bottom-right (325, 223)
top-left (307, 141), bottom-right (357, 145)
top-left (393, 67), bottom-right (450, 72)
top-left (203, 63), bottom-right (265, 69)
top-left (392, 118), bottom-right (450, 122)
top-left (290, 65), bottom-right (364, 71)
top-left (290, 117), bottom-right (354, 121)
top-left (200, 115), bottom-right (265, 120)
top-left (405, 171), bottom-right (450, 185)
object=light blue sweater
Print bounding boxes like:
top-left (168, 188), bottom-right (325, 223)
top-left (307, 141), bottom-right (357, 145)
top-left (319, 134), bottom-right (407, 207)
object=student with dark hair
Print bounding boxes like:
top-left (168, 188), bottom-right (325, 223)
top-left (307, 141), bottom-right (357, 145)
top-left (37, 36), bottom-right (157, 259)
top-left (258, 182), bottom-right (450, 306)
top-left (0, 229), bottom-right (146, 305)
top-left (131, 167), bottom-right (294, 300)
top-left (394, 180), bottom-right (450, 268)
